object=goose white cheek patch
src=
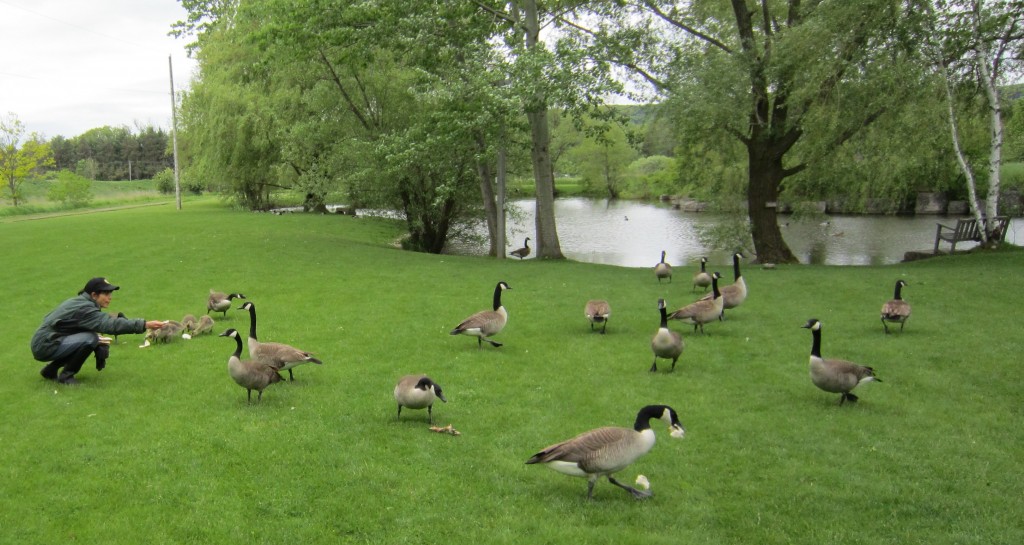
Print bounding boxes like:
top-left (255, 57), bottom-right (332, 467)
top-left (670, 427), bottom-right (686, 439)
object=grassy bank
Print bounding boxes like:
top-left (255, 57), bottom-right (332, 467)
top-left (2, 198), bottom-right (1021, 544)
top-left (0, 179), bottom-right (169, 218)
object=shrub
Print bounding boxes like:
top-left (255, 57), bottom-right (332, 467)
top-left (153, 168), bottom-right (176, 194)
top-left (46, 170), bottom-right (92, 207)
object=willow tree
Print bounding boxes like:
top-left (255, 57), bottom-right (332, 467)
top-left (569, 0), bottom-right (930, 263)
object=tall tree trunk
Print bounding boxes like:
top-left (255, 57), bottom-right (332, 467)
top-left (521, 0), bottom-right (564, 259)
top-left (975, 12), bottom-right (1003, 236)
top-left (474, 133), bottom-right (501, 257)
top-left (747, 145), bottom-right (798, 264)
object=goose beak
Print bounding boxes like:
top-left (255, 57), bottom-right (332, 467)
top-left (437, 392), bottom-right (448, 403)
top-left (669, 424), bottom-right (685, 439)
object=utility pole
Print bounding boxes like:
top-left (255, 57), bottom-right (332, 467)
top-left (169, 55), bottom-right (181, 210)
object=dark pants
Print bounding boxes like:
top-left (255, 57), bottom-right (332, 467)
top-left (38, 332), bottom-right (104, 380)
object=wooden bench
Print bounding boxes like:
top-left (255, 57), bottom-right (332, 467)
top-left (933, 216), bottom-right (1010, 254)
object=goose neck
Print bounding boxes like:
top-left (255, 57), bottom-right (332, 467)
top-left (246, 305), bottom-right (259, 340)
top-left (809, 327), bottom-right (822, 358)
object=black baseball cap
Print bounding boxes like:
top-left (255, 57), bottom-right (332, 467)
top-left (81, 277), bottom-right (120, 294)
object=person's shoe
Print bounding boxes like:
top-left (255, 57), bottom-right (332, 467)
top-left (40, 364), bottom-right (60, 381)
top-left (57, 373), bottom-right (80, 386)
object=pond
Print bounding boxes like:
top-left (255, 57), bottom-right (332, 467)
top-left (448, 198), bottom-right (1022, 267)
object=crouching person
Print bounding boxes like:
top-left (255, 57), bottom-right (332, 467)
top-left (31, 277), bottom-right (167, 385)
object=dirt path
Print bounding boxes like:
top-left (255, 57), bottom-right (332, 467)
top-left (0, 201), bottom-right (171, 224)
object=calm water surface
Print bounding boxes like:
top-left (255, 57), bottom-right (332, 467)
top-left (453, 198), bottom-right (1021, 267)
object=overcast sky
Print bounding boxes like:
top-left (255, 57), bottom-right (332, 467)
top-left (0, 0), bottom-right (198, 138)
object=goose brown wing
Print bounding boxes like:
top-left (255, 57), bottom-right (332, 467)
top-left (527, 427), bottom-right (630, 468)
top-left (881, 299), bottom-right (911, 319)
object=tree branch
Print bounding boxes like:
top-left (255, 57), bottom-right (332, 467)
top-left (317, 48), bottom-right (371, 131)
top-left (641, 0), bottom-right (733, 53)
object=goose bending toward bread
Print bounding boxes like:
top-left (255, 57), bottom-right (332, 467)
top-left (801, 319), bottom-right (881, 405)
top-left (219, 328), bottom-right (284, 403)
top-left (239, 302), bottom-right (322, 381)
top-left (692, 257), bottom-right (712, 292)
top-left (510, 237), bottom-right (531, 259)
top-left (394, 375), bottom-right (448, 423)
top-left (526, 405), bottom-right (685, 500)
top-left (192, 315), bottom-right (215, 336)
top-left (450, 281), bottom-right (511, 348)
top-left (651, 299), bottom-right (683, 372)
top-left (654, 251), bottom-right (672, 283)
top-left (584, 300), bottom-right (611, 334)
top-left (881, 280), bottom-right (911, 334)
top-left (700, 252), bottom-right (747, 318)
top-left (669, 272), bottom-right (723, 334)
top-left (208, 291), bottom-right (246, 318)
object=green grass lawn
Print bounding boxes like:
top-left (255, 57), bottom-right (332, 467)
top-left (2, 198), bottom-right (1021, 545)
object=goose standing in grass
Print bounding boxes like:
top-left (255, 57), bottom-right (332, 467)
top-left (219, 328), bottom-right (284, 403)
top-left (394, 375), bottom-right (448, 423)
top-left (700, 252), bottom-right (747, 318)
top-left (510, 237), bottom-right (531, 260)
top-left (654, 251), bottom-right (672, 283)
top-left (526, 405), bottom-right (685, 500)
top-left (584, 300), bottom-right (611, 334)
top-left (668, 272), bottom-right (723, 334)
top-left (239, 302), bottom-right (323, 381)
top-left (450, 281), bottom-right (511, 348)
top-left (182, 314), bottom-right (198, 334)
top-left (881, 280), bottom-right (911, 334)
top-left (651, 299), bottom-right (683, 372)
top-left (208, 291), bottom-right (246, 318)
top-left (691, 257), bottom-right (712, 293)
top-left (801, 319), bottom-right (882, 405)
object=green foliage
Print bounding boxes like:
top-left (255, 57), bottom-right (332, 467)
top-left (1, 113), bottom-right (55, 206)
top-left (50, 125), bottom-right (171, 181)
top-left (2, 201), bottom-right (1023, 544)
top-left (75, 157), bottom-right (99, 180)
top-left (153, 168), bottom-right (176, 195)
top-left (564, 120), bottom-right (637, 199)
top-left (623, 155), bottom-right (677, 199)
top-left (46, 170), bottom-right (92, 207)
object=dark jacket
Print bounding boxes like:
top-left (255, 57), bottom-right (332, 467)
top-left (31, 293), bottom-right (146, 361)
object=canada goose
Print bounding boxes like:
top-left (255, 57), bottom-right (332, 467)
top-left (192, 315), bottom-right (215, 336)
top-left (651, 299), bottom-right (683, 372)
top-left (182, 314), bottom-right (198, 334)
top-left (219, 328), bottom-right (284, 403)
top-left (208, 291), bottom-right (246, 318)
top-left (668, 272), bottom-right (723, 334)
top-left (526, 405), bottom-right (685, 500)
top-left (510, 237), bottom-right (531, 259)
top-left (881, 280), bottom-right (911, 334)
top-left (239, 302), bottom-right (323, 381)
top-left (584, 300), bottom-right (611, 334)
top-left (394, 375), bottom-right (448, 423)
top-left (654, 251), bottom-right (672, 283)
top-left (450, 281), bottom-right (511, 348)
top-left (699, 252), bottom-right (747, 316)
top-left (801, 319), bottom-right (882, 405)
top-left (691, 257), bottom-right (712, 293)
